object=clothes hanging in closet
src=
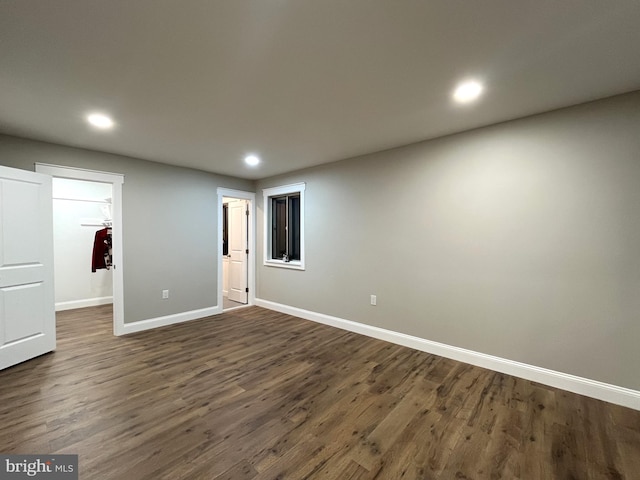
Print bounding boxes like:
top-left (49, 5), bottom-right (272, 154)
top-left (92, 227), bottom-right (112, 272)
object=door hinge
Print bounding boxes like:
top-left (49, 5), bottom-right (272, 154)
top-left (245, 249), bottom-right (249, 254)
top-left (245, 287), bottom-right (249, 293)
top-left (246, 209), bottom-right (249, 216)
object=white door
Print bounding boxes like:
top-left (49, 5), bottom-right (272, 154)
top-left (0, 166), bottom-right (55, 370)
top-left (228, 199), bottom-right (248, 304)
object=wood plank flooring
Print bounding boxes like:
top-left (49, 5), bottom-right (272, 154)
top-left (1, 305), bottom-right (639, 479)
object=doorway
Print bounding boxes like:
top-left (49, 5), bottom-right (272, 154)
top-left (223, 197), bottom-right (248, 308)
top-left (35, 163), bottom-right (125, 335)
top-left (51, 177), bottom-right (113, 311)
top-left (217, 188), bottom-right (255, 311)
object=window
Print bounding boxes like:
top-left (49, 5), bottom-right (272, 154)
top-left (263, 183), bottom-right (305, 269)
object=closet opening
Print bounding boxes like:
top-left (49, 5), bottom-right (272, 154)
top-left (52, 177), bottom-right (114, 312)
top-left (36, 163), bottom-right (125, 335)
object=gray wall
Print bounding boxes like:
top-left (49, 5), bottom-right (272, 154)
top-left (0, 135), bottom-right (253, 323)
top-left (256, 91), bottom-right (640, 391)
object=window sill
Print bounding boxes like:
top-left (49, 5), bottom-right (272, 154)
top-left (264, 259), bottom-right (305, 271)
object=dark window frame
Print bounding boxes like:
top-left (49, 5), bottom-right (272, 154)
top-left (263, 183), bottom-right (305, 270)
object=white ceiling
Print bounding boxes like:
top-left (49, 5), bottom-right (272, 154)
top-left (1, 1), bottom-right (640, 180)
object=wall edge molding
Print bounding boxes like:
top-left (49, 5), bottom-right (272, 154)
top-left (255, 298), bottom-right (640, 411)
top-left (118, 305), bottom-right (222, 335)
top-left (56, 296), bottom-right (113, 312)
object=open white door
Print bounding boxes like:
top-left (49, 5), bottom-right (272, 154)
top-left (228, 199), bottom-right (248, 304)
top-left (0, 165), bottom-right (55, 370)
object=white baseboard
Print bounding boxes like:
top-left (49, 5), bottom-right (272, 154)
top-left (255, 298), bottom-right (640, 411)
top-left (119, 305), bottom-right (222, 335)
top-left (56, 296), bottom-right (113, 311)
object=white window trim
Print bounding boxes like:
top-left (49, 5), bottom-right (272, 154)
top-left (263, 182), bottom-right (305, 270)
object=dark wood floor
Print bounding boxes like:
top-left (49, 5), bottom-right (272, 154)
top-left (1, 306), bottom-right (639, 479)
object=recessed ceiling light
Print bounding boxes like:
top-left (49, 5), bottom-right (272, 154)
top-left (86, 112), bottom-right (114, 129)
top-left (453, 80), bottom-right (484, 104)
top-left (244, 154), bottom-right (260, 166)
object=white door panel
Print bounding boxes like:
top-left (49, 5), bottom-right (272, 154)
top-left (2, 180), bottom-right (42, 264)
top-left (228, 199), bottom-right (248, 304)
top-left (0, 264), bottom-right (44, 287)
top-left (2, 284), bottom-right (46, 342)
top-left (0, 165), bottom-right (55, 370)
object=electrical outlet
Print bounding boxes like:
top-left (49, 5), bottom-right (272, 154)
top-left (370, 294), bottom-right (377, 306)
top-left (162, 289), bottom-right (169, 299)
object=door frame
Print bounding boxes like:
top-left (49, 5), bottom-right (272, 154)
top-left (35, 163), bottom-right (125, 335)
top-left (217, 188), bottom-right (255, 310)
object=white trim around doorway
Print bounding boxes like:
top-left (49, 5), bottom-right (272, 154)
top-left (217, 188), bottom-right (256, 311)
top-left (35, 163), bottom-right (126, 336)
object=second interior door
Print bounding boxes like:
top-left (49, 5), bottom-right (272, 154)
top-left (227, 199), bottom-right (248, 304)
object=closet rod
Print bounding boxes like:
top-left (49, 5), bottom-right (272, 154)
top-left (81, 221), bottom-right (112, 227)
top-left (53, 196), bottom-right (111, 204)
